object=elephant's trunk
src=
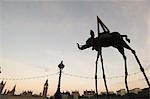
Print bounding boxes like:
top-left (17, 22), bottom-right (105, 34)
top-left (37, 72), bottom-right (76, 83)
top-left (77, 43), bottom-right (82, 50)
top-left (77, 43), bottom-right (91, 50)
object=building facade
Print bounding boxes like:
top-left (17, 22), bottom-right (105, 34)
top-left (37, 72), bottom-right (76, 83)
top-left (116, 89), bottom-right (126, 96)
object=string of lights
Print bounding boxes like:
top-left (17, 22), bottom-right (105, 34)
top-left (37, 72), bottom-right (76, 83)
top-left (111, 77), bottom-right (150, 86)
top-left (0, 67), bottom-right (149, 81)
top-left (62, 68), bottom-right (150, 80)
top-left (0, 72), bottom-right (59, 80)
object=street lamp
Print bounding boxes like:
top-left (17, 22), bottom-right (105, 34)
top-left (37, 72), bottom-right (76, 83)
top-left (54, 61), bottom-right (65, 99)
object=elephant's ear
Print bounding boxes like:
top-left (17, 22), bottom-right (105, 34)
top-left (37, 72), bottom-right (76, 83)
top-left (90, 30), bottom-right (95, 38)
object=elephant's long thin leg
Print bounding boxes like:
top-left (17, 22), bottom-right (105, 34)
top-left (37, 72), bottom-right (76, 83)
top-left (95, 51), bottom-right (100, 96)
top-left (100, 51), bottom-right (110, 99)
top-left (118, 47), bottom-right (130, 98)
top-left (124, 42), bottom-right (150, 87)
top-left (132, 51), bottom-right (150, 87)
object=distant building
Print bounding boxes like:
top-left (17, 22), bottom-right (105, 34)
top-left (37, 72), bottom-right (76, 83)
top-left (129, 88), bottom-right (142, 94)
top-left (20, 91), bottom-right (33, 96)
top-left (83, 90), bottom-right (95, 97)
top-left (3, 89), bottom-right (7, 95)
top-left (0, 81), bottom-right (6, 94)
top-left (0, 95), bottom-right (45, 99)
top-left (0, 82), bottom-right (46, 99)
top-left (43, 79), bottom-right (48, 97)
top-left (61, 91), bottom-right (71, 99)
top-left (101, 91), bottom-right (115, 95)
top-left (7, 85), bottom-right (16, 95)
top-left (72, 91), bottom-right (80, 99)
top-left (140, 87), bottom-right (150, 97)
top-left (116, 89), bottom-right (126, 96)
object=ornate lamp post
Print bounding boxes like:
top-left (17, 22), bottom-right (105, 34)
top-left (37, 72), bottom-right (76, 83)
top-left (54, 61), bottom-right (65, 99)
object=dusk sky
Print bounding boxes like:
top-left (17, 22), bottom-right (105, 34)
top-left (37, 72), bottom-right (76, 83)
top-left (0, 0), bottom-right (150, 96)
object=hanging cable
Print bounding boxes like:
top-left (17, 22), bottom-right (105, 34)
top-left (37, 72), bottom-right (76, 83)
top-left (0, 72), bottom-right (59, 80)
top-left (0, 67), bottom-right (149, 81)
top-left (62, 67), bottom-right (150, 80)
